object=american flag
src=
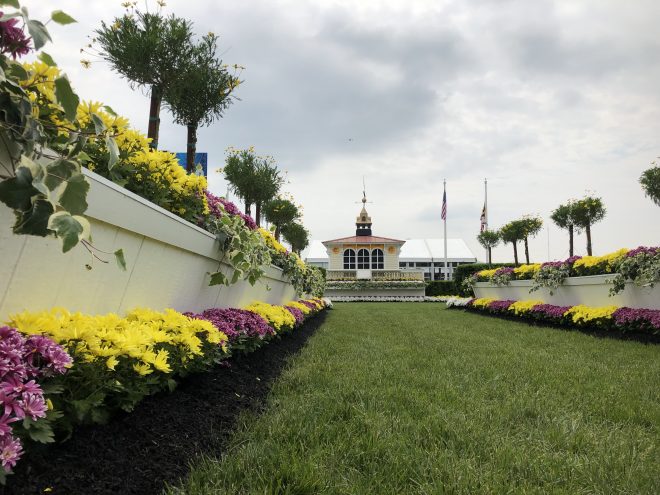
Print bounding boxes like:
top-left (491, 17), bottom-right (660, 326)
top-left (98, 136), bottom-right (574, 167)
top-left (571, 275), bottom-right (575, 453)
top-left (441, 190), bottom-right (447, 220)
top-left (480, 204), bottom-right (487, 232)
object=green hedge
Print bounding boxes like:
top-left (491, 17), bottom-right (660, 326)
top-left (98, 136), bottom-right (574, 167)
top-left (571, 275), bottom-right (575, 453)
top-left (425, 281), bottom-right (456, 296)
top-left (453, 263), bottom-right (516, 296)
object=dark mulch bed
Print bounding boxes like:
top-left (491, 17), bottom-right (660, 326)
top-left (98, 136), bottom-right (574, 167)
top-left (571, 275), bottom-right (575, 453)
top-left (461, 309), bottom-right (660, 344)
top-left (3, 312), bottom-right (328, 495)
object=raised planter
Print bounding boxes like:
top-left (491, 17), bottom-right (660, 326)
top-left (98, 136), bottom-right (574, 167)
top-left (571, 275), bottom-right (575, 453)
top-left (474, 274), bottom-right (660, 309)
top-left (0, 168), bottom-right (297, 321)
top-left (324, 287), bottom-right (426, 298)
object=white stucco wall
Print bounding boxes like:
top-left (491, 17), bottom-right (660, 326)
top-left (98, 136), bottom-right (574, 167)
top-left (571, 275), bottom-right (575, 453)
top-left (0, 169), bottom-right (297, 321)
top-left (473, 275), bottom-right (659, 310)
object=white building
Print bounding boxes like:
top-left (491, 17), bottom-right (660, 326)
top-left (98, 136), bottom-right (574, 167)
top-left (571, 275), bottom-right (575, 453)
top-left (303, 238), bottom-right (476, 281)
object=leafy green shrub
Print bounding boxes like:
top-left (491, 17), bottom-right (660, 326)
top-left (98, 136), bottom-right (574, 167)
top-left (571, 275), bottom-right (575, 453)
top-left (425, 281), bottom-right (456, 296)
top-left (453, 263), bottom-right (516, 296)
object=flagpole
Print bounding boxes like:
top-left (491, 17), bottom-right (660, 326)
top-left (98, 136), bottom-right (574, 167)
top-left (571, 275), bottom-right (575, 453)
top-left (443, 179), bottom-right (448, 280)
top-left (484, 177), bottom-right (489, 264)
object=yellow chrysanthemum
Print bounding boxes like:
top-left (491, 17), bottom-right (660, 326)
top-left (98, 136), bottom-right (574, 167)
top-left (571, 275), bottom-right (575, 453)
top-left (286, 301), bottom-right (312, 314)
top-left (508, 300), bottom-right (544, 315)
top-left (513, 264), bottom-right (541, 278)
top-left (563, 305), bottom-right (617, 325)
top-left (471, 298), bottom-right (496, 309)
top-left (573, 249), bottom-right (628, 272)
top-left (245, 302), bottom-right (295, 332)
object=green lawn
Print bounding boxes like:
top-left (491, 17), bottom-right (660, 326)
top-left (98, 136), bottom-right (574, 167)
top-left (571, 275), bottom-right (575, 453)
top-left (169, 303), bottom-right (660, 495)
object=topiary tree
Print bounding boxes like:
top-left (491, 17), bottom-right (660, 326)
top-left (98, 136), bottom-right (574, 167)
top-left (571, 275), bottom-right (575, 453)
top-left (640, 161), bottom-right (660, 207)
top-left (499, 220), bottom-right (526, 266)
top-left (551, 201), bottom-right (579, 257)
top-left (476, 229), bottom-right (500, 266)
top-left (572, 196), bottom-right (606, 256)
top-left (223, 147), bottom-right (258, 216)
top-left (519, 215), bottom-right (543, 264)
top-left (282, 222), bottom-right (309, 254)
top-left (95, 5), bottom-right (195, 149)
top-left (263, 197), bottom-right (299, 241)
top-left (252, 158), bottom-right (285, 226)
top-left (164, 33), bottom-right (241, 173)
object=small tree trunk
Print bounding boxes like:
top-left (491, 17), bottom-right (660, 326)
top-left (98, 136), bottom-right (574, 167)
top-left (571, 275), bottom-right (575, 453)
top-left (569, 225), bottom-right (574, 257)
top-left (147, 85), bottom-right (162, 149)
top-left (586, 223), bottom-right (592, 256)
top-left (512, 242), bottom-right (519, 266)
top-left (186, 124), bottom-right (197, 174)
top-left (255, 202), bottom-right (261, 226)
top-left (245, 202), bottom-right (251, 216)
top-left (488, 246), bottom-right (492, 266)
top-left (275, 224), bottom-right (281, 242)
top-left (524, 236), bottom-right (530, 264)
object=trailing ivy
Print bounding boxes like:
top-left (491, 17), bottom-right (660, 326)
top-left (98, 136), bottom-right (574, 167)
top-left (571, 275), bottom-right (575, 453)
top-left (0, 4), bottom-right (124, 266)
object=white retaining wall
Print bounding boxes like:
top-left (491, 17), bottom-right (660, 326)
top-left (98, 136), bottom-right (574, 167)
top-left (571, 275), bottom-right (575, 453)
top-left (0, 169), bottom-right (297, 321)
top-left (473, 274), bottom-right (660, 309)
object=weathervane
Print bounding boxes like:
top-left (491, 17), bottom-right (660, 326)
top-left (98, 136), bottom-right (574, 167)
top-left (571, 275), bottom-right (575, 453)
top-left (355, 176), bottom-right (374, 205)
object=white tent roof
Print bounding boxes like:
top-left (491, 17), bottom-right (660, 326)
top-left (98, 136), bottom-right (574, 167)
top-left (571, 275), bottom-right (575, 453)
top-left (399, 238), bottom-right (476, 262)
top-left (301, 240), bottom-right (329, 262)
top-left (303, 238), bottom-right (476, 263)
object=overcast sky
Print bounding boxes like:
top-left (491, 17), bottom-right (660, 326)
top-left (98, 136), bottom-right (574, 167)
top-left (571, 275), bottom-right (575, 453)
top-left (26, 0), bottom-right (660, 262)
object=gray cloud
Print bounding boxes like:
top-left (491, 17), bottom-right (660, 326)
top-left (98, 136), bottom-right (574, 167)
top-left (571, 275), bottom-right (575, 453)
top-left (20, 0), bottom-right (660, 261)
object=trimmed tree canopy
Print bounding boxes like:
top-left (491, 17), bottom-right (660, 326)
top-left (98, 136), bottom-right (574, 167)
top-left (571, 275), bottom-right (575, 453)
top-left (263, 197), bottom-right (299, 241)
top-left (282, 222), bottom-right (310, 254)
top-left (640, 165), bottom-right (660, 207)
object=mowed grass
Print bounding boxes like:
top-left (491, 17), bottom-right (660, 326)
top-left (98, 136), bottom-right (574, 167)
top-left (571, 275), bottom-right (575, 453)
top-left (169, 304), bottom-right (660, 495)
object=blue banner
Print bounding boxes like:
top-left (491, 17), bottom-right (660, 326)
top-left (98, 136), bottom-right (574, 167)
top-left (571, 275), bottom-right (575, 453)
top-left (176, 152), bottom-right (208, 177)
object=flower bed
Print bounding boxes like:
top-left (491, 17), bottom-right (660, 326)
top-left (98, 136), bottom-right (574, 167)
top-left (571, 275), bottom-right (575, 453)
top-left (446, 297), bottom-right (660, 338)
top-left (1, 298), bottom-right (329, 484)
top-left (4, 308), bottom-right (330, 495)
top-left (468, 247), bottom-right (660, 310)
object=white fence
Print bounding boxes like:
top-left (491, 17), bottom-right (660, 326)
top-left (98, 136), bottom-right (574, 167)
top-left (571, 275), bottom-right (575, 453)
top-left (0, 169), bottom-right (296, 321)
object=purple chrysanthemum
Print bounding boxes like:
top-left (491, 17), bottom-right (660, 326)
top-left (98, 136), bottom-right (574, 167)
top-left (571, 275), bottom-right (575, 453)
top-left (0, 435), bottom-right (23, 472)
top-left (204, 192), bottom-right (258, 230)
top-left (0, 326), bottom-right (70, 473)
top-left (612, 307), bottom-right (660, 331)
top-left (17, 393), bottom-right (47, 421)
top-left (284, 306), bottom-right (304, 326)
top-left (530, 304), bottom-right (571, 320)
top-left (0, 13), bottom-right (32, 59)
top-left (624, 246), bottom-right (660, 258)
top-left (487, 300), bottom-right (515, 312)
top-left (185, 308), bottom-right (275, 343)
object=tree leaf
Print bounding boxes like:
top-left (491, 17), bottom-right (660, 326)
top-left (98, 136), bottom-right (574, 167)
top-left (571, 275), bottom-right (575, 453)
top-left (0, 166), bottom-right (39, 210)
top-left (44, 159), bottom-right (78, 190)
top-left (58, 174), bottom-right (89, 215)
top-left (102, 105), bottom-right (117, 116)
top-left (47, 211), bottom-right (84, 252)
top-left (6, 61), bottom-right (28, 80)
top-left (54, 76), bottom-right (79, 121)
top-left (13, 199), bottom-right (53, 236)
top-left (51, 10), bottom-right (76, 25)
top-left (26, 19), bottom-right (51, 51)
top-left (209, 271), bottom-right (228, 286)
top-left (0, 1), bottom-right (20, 10)
top-left (73, 215), bottom-right (91, 241)
top-left (106, 136), bottom-right (119, 170)
top-left (114, 249), bottom-right (127, 271)
top-left (90, 113), bottom-right (106, 134)
top-left (38, 52), bottom-right (57, 67)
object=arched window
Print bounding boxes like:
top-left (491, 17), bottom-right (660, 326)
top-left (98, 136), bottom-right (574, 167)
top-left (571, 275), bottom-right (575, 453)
top-left (357, 249), bottom-right (370, 269)
top-left (371, 249), bottom-right (384, 269)
top-left (343, 249), bottom-right (356, 269)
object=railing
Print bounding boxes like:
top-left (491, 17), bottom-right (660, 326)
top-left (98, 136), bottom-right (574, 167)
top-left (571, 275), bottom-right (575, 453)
top-left (326, 269), bottom-right (424, 281)
top-left (373, 270), bottom-right (425, 281)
